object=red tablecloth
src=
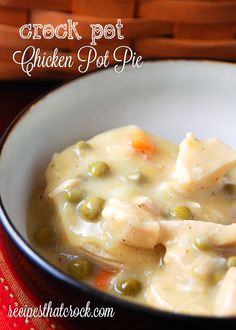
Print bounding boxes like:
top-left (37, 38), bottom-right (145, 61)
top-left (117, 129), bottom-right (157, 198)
top-left (0, 81), bottom-right (61, 330)
top-left (0, 226), bottom-right (62, 330)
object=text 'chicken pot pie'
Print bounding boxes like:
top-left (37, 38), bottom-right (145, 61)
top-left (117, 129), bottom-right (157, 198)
top-left (27, 126), bottom-right (236, 316)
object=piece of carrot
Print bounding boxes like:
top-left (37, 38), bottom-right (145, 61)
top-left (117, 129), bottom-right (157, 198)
top-left (129, 128), bottom-right (154, 154)
top-left (95, 270), bottom-right (115, 290)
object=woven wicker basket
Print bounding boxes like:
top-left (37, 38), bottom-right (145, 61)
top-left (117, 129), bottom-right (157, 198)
top-left (0, 0), bottom-right (236, 80)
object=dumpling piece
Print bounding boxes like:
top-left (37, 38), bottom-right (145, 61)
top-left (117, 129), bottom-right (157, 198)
top-left (157, 220), bottom-right (236, 247)
top-left (173, 133), bottom-right (236, 192)
top-left (102, 198), bottom-right (160, 249)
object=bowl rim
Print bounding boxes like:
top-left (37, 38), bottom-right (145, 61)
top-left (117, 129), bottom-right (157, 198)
top-left (1, 59), bottom-right (236, 322)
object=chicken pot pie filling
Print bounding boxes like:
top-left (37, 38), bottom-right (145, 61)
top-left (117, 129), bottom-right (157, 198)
top-left (27, 126), bottom-right (236, 316)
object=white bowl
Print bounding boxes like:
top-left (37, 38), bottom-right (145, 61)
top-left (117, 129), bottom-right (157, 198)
top-left (1, 60), bottom-right (236, 326)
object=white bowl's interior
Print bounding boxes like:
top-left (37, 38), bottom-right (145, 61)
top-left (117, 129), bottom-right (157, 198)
top-left (1, 60), bottom-right (236, 240)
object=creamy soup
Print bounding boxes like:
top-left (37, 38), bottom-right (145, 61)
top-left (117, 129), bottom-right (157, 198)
top-left (27, 126), bottom-right (236, 316)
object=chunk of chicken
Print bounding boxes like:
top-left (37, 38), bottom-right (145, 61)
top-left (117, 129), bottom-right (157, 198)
top-left (102, 198), bottom-right (160, 249)
top-left (103, 197), bottom-right (236, 250)
top-left (133, 196), bottom-right (161, 217)
top-left (146, 221), bottom-right (232, 314)
top-left (173, 133), bottom-right (236, 192)
top-left (158, 220), bottom-right (236, 247)
top-left (215, 267), bottom-right (236, 316)
top-left (48, 178), bottom-right (81, 198)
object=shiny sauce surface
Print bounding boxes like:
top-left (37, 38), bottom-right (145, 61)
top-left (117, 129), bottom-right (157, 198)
top-left (27, 126), bottom-right (236, 316)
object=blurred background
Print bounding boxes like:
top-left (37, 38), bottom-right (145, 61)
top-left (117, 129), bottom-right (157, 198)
top-left (1, 0), bottom-right (236, 127)
top-left (1, 0), bottom-right (236, 141)
top-left (1, 0), bottom-right (236, 80)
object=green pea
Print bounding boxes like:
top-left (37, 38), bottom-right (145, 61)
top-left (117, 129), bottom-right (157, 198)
top-left (227, 256), bottom-right (236, 268)
top-left (224, 184), bottom-right (236, 196)
top-left (34, 225), bottom-right (55, 246)
top-left (65, 188), bottom-right (85, 204)
top-left (67, 258), bottom-right (91, 280)
top-left (126, 170), bottom-right (144, 183)
top-left (193, 235), bottom-right (213, 251)
top-left (76, 141), bottom-right (91, 152)
top-left (171, 206), bottom-right (194, 220)
top-left (79, 197), bottom-right (105, 221)
top-left (88, 161), bottom-right (110, 177)
top-left (115, 278), bottom-right (142, 296)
